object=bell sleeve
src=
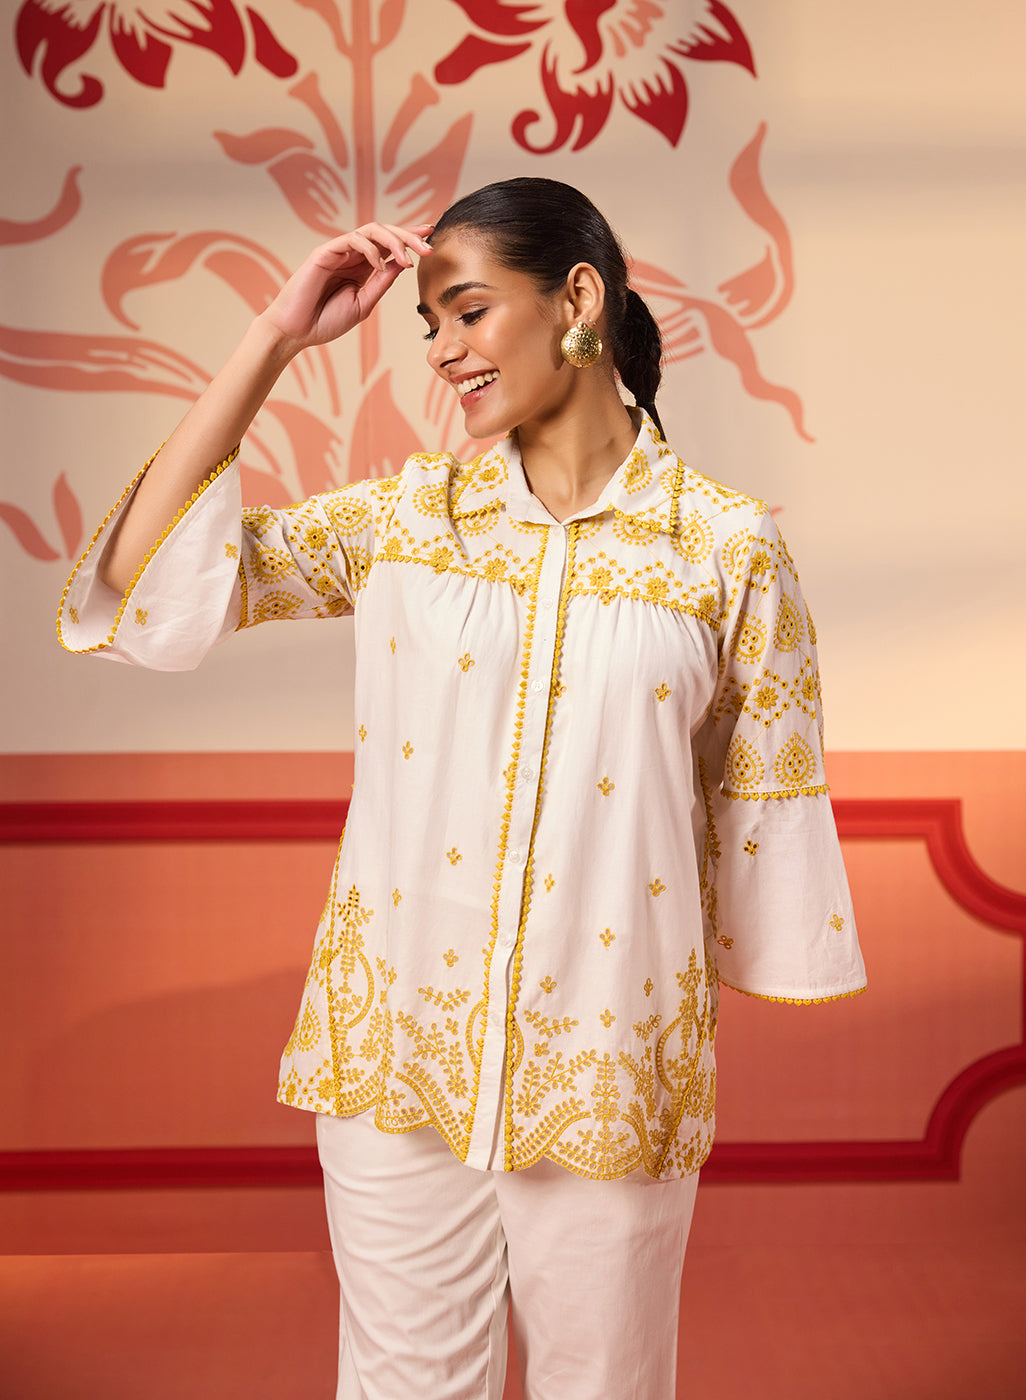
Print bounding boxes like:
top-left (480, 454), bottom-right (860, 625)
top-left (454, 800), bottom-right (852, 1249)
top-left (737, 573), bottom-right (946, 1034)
top-left (56, 446), bottom-right (400, 672)
top-left (693, 507), bottom-right (867, 1003)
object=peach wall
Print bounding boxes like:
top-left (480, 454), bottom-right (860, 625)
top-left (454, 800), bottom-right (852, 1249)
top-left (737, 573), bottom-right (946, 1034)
top-left (1, 747), bottom-right (1023, 1398)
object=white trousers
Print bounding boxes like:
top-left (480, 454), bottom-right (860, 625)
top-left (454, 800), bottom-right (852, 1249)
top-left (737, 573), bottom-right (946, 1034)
top-left (316, 1111), bottom-right (699, 1400)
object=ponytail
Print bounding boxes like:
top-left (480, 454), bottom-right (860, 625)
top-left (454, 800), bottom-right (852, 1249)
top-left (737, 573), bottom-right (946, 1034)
top-left (615, 288), bottom-right (664, 439)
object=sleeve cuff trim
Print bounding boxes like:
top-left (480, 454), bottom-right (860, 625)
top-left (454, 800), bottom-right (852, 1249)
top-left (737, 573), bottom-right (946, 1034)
top-left (719, 977), bottom-right (867, 1005)
top-left (56, 445), bottom-right (240, 655)
top-left (721, 783), bottom-right (830, 802)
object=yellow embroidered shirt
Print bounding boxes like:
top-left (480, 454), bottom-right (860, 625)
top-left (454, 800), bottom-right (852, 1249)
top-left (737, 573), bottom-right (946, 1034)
top-left (58, 411), bottom-right (866, 1180)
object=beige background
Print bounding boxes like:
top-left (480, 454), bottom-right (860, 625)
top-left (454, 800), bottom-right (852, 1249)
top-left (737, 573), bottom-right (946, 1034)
top-left (2, 0), bottom-right (1024, 754)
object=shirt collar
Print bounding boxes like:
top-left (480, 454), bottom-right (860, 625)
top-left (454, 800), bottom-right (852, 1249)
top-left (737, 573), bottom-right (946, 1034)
top-left (450, 409), bottom-right (683, 533)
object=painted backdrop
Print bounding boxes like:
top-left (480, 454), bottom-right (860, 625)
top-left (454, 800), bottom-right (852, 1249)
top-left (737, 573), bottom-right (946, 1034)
top-left (3, 0), bottom-right (1023, 752)
top-left (1, 6), bottom-right (1024, 1397)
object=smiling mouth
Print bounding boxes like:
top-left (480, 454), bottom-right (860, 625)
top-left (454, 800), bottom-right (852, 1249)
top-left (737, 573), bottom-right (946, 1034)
top-left (456, 371), bottom-right (499, 398)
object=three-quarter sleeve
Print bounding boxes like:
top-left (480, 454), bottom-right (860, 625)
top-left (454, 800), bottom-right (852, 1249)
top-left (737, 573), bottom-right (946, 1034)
top-left (693, 508), bottom-right (866, 1003)
top-left (56, 445), bottom-right (401, 671)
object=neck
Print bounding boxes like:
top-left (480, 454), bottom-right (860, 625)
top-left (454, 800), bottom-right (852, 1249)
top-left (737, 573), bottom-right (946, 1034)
top-left (517, 388), bottom-right (637, 523)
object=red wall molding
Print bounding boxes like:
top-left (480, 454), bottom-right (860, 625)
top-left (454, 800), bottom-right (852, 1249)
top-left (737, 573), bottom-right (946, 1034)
top-left (1, 796), bottom-right (1023, 1190)
top-left (0, 798), bottom-right (350, 842)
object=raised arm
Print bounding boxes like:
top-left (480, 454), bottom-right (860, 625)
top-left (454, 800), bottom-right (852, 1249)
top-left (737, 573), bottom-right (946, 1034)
top-left (98, 222), bottom-right (433, 594)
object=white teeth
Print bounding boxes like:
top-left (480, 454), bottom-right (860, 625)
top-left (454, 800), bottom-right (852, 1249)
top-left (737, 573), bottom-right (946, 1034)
top-left (457, 371), bottom-right (498, 397)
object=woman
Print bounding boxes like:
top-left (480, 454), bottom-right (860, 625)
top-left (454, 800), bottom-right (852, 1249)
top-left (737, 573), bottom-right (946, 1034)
top-left (59, 178), bottom-right (866, 1399)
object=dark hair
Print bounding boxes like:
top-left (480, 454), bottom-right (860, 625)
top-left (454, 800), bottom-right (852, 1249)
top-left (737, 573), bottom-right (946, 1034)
top-left (432, 178), bottom-right (664, 437)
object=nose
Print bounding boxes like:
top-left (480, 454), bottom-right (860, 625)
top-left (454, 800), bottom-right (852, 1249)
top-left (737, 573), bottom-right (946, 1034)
top-left (426, 319), bottom-right (464, 374)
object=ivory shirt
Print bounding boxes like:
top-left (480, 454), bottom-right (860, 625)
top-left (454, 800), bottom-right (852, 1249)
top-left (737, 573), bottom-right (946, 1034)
top-left (58, 411), bottom-right (866, 1180)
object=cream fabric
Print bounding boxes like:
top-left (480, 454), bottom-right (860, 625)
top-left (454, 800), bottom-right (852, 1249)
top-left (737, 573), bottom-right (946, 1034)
top-left (317, 1109), bottom-right (698, 1400)
top-left (59, 410), bottom-right (866, 1179)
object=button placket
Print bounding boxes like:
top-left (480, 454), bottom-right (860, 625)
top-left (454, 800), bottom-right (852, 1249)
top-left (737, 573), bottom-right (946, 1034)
top-left (465, 524), bottom-right (570, 1168)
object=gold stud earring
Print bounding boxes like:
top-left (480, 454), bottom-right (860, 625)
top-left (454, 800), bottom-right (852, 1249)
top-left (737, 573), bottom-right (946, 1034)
top-left (560, 320), bottom-right (602, 368)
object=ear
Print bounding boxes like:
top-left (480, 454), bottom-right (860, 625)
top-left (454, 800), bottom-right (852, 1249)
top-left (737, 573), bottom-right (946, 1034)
top-left (561, 262), bottom-right (605, 328)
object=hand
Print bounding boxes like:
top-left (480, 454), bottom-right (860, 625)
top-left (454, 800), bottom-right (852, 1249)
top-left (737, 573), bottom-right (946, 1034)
top-left (262, 222), bottom-right (434, 352)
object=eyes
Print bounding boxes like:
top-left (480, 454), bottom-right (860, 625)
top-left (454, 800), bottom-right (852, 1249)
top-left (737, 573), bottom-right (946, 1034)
top-left (422, 307), bottom-right (487, 342)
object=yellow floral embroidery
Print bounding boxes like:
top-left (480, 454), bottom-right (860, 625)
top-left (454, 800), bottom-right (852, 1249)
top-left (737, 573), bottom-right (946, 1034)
top-left (446, 847), bottom-right (462, 865)
top-left (358, 725), bottom-right (367, 743)
top-left (293, 1004), bottom-right (321, 1052)
top-left (458, 653), bottom-right (475, 671)
top-left (597, 777), bottom-right (615, 795)
top-left (523, 1010), bottom-right (577, 1038)
top-left (773, 595), bottom-right (804, 651)
top-left (599, 1009), bottom-right (616, 1028)
top-left (224, 542), bottom-right (238, 559)
top-left (753, 684), bottom-right (778, 709)
top-left (134, 608), bottom-right (147, 625)
top-left (648, 877), bottom-right (666, 897)
top-left (717, 935), bottom-right (735, 949)
top-left (773, 733), bottom-right (816, 788)
top-left (539, 976), bottom-right (557, 993)
top-left (390, 636), bottom-right (396, 654)
top-left (613, 513), bottom-right (658, 546)
top-left (392, 889), bottom-right (402, 907)
top-left (697, 593), bottom-right (719, 624)
top-left (654, 683), bottom-right (671, 701)
top-left (253, 591), bottom-right (302, 623)
top-left (600, 928), bottom-right (615, 947)
top-left (644, 978), bottom-right (654, 997)
top-left (534, 1041), bottom-right (549, 1056)
top-left (444, 949), bottom-right (459, 967)
top-left (725, 736), bottom-right (764, 792)
top-left (675, 512), bottom-right (714, 562)
top-left (429, 546), bottom-right (453, 573)
top-left (412, 482), bottom-right (448, 517)
top-left (402, 742), bottom-right (414, 760)
top-left (303, 524), bottom-right (329, 552)
top-left (621, 447), bottom-right (651, 492)
top-left (68, 606), bottom-right (79, 625)
top-left (732, 614), bottom-right (767, 663)
top-left (829, 915), bottom-right (845, 931)
top-left (251, 548), bottom-right (298, 583)
top-left (544, 873), bottom-right (555, 892)
top-left (326, 497), bottom-right (372, 536)
top-left (743, 839), bottom-right (759, 855)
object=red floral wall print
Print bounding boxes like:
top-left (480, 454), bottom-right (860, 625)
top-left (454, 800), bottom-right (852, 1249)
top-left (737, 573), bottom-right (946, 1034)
top-left (3, 0), bottom-right (809, 564)
top-left (15, 0), bottom-right (298, 108)
top-left (435, 0), bottom-right (754, 152)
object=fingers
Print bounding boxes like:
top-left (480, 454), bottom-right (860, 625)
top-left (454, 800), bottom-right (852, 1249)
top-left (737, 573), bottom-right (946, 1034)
top-left (320, 222), bottom-right (434, 275)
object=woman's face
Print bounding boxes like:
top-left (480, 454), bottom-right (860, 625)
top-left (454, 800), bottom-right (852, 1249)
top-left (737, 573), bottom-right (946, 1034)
top-left (416, 231), bottom-right (571, 439)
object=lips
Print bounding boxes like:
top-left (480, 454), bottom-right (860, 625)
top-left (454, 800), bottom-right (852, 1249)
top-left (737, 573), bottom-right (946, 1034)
top-left (455, 370), bottom-right (499, 398)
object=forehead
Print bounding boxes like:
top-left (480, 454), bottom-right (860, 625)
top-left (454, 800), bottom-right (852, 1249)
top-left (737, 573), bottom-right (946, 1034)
top-left (416, 231), bottom-right (525, 309)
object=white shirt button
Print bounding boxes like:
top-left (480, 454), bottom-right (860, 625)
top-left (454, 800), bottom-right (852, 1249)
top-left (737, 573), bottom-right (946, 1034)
top-left (542, 598), bottom-right (554, 610)
top-left (531, 680), bottom-right (544, 693)
top-left (521, 766), bottom-right (534, 781)
top-left (509, 849), bottom-right (523, 865)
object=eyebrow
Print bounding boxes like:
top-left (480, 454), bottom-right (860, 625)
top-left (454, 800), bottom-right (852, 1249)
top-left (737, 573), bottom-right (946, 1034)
top-left (416, 281), bottom-right (496, 315)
